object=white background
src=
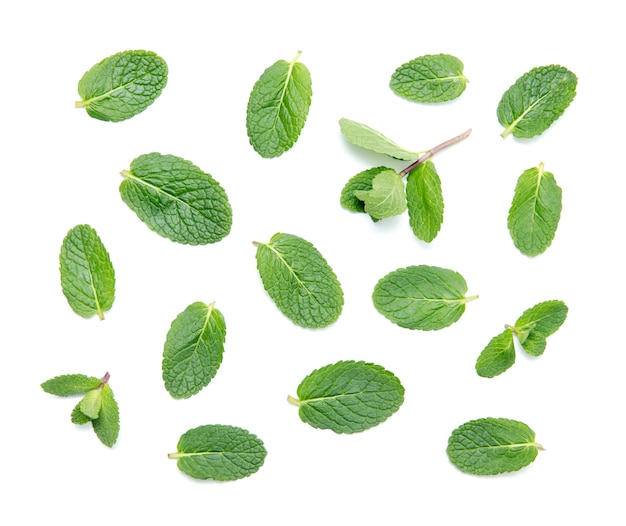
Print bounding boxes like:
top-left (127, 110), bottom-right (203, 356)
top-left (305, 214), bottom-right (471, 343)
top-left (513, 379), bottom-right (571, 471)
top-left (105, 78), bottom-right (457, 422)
top-left (1, 1), bottom-right (624, 524)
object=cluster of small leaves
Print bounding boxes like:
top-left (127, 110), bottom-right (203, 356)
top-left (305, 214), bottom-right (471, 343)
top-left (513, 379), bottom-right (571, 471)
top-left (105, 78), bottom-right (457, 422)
top-left (476, 300), bottom-right (568, 378)
top-left (41, 373), bottom-right (120, 447)
top-left (447, 417), bottom-right (543, 475)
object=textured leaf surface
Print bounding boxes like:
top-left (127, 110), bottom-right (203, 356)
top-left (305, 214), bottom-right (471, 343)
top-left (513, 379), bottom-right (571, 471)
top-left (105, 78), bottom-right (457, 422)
top-left (339, 118), bottom-right (420, 160)
top-left (508, 163), bottom-right (562, 256)
top-left (354, 169), bottom-right (406, 220)
top-left (71, 402), bottom-right (92, 425)
top-left (290, 361), bottom-right (404, 434)
top-left (79, 388), bottom-right (103, 419)
top-left (92, 384), bottom-right (120, 447)
top-left (59, 225), bottom-right (115, 320)
top-left (169, 425), bottom-right (267, 481)
top-left (120, 153), bottom-right (232, 245)
top-left (390, 54), bottom-right (467, 103)
top-left (76, 50), bottom-right (167, 122)
top-left (513, 300), bottom-right (568, 356)
top-left (162, 302), bottom-right (226, 399)
top-left (406, 161), bottom-right (444, 242)
top-left (447, 417), bottom-right (542, 475)
top-left (340, 166), bottom-right (387, 220)
top-left (497, 65), bottom-right (577, 138)
top-left (255, 233), bottom-right (343, 328)
top-left (373, 265), bottom-right (476, 330)
top-left (41, 374), bottom-right (101, 396)
top-left (475, 330), bottom-right (516, 378)
top-left (246, 51), bottom-right (312, 158)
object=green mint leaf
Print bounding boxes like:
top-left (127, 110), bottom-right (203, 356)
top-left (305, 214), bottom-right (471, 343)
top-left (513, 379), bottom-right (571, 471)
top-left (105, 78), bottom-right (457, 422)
top-left (447, 417), bottom-right (543, 475)
top-left (168, 424), bottom-right (267, 481)
top-left (79, 388), bottom-right (103, 419)
top-left (162, 301), bottom-right (226, 399)
top-left (508, 162), bottom-right (562, 256)
top-left (92, 383), bottom-right (120, 447)
top-left (339, 118), bottom-right (420, 160)
top-left (390, 54), bottom-right (468, 103)
top-left (288, 360), bottom-right (405, 434)
top-left (339, 166), bottom-right (388, 221)
top-left (406, 161), bottom-right (444, 242)
top-left (120, 153), bottom-right (232, 245)
top-left (512, 300), bottom-right (568, 356)
top-left (41, 374), bottom-right (101, 396)
top-left (475, 330), bottom-right (516, 378)
top-left (497, 64), bottom-right (577, 138)
top-left (254, 233), bottom-right (343, 328)
top-left (71, 402), bottom-right (93, 425)
top-left (373, 265), bottom-right (477, 330)
top-left (353, 169), bottom-right (407, 220)
top-left (76, 50), bottom-right (168, 122)
top-left (59, 225), bottom-right (115, 320)
top-left (246, 51), bottom-right (312, 158)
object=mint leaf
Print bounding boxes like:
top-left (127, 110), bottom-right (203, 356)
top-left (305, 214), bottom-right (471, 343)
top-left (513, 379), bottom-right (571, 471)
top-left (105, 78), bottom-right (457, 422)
top-left (41, 374), bottom-right (101, 396)
top-left (354, 169), bottom-right (406, 220)
top-left (447, 417), bottom-right (543, 475)
top-left (288, 360), bottom-right (405, 434)
top-left (339, 166), bottom-right (387, 220)
top-left (475, 330), bottom-right (516, 378)
top-left (162, 301), bottom-right (226, 399)
top-left (497, 64), bottom-right (577, 138)
top-left (512, 300), bottom-right (568, 356)
top-left (508, 162), bottom-right (562, 256)
top-left (339, 118), bottom-right (421, 160)
top-left (59, 224), bottom-right (115, 320)
top-left (79, 388), bottom-right (103, 419)
top-left (120, 153), bottom-right (232, 245)
top-left (92, 384), bottom-right (120, 448)
top-left (373, 265), bottom-right (477, 330)
top-left (168, 424), bottom-right (267, 481)
top-left (406, 161), bottom-right (444, 242)
top-left (71, 402), bottom-right (93, 425)
top-left (76, 50), bottom-right (168, 122)
top-left (246, 51), bottom-right (312, 158)
top-left (254, 233), bottom-right (343, 328)
top-left (390, 54), bottom-right (468, 103)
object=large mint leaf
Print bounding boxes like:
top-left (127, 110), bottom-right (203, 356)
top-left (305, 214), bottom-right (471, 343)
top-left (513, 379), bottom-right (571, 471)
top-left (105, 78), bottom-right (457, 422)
top-left (390, 54), bottom-right (467, 103)
top-left (288, 360), bottom-right (405, 434)
top-left (497, 65), bottom-right (577, 138)
top-left (169, 424), bottom-right (267, 481)
top-left (162, 301), bottom-right (226, 399)
top-left (41, 374), bottom-right (101, 396)
top-left (508, 163), bottom-right (562, 256)
top-left (354, 169), bottom-right (406, 220)
top-left (246, 51), bottom-right (312, 158)
top-left (254, 233), bottom-right (343, 328)
top-left (512, 300), bottom-right (568, 356)
top-left (447, 417), bottom-right (543, 475)
top-left (76, 50), bottom-right (168, 122)
top-left (373, 265), bottom-right (477, 330)
top-left (475, 330), bottom-right (516, 378)
top-left (92, 383), bottom-right (120, 447)
top-left (120, 153), bottom-right (232, 245)
top-left (59, 224), bottom-right (115, 320)
top-left (406, 161), bottom-right (444, 243)
top-left (339, 118), bottom-right (420, 160)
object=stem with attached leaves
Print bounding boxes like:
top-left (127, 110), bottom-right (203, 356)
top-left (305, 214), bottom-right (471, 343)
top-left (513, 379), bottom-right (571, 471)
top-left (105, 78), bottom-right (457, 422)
top-left (399, 128), bottom-right (472, 177)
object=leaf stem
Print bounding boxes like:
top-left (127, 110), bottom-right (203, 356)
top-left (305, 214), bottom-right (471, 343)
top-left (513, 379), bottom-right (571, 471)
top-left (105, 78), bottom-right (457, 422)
top-left (287, 395), bottom-right (302, 406)
top-left (399, 128), bottom-right (472, 177)
top-left (99, 372), bottom-right (110, 387)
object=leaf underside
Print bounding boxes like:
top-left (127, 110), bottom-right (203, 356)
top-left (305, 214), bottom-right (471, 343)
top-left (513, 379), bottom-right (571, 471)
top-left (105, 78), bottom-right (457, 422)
top-left (339, 118), bottom-right (419, 160)
top-left (406, 161), bottom-right (444, 243)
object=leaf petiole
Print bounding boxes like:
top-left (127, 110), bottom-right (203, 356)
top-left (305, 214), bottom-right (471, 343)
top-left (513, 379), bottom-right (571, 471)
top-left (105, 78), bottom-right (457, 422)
top-left (399, 128), bottom-right (472, 177)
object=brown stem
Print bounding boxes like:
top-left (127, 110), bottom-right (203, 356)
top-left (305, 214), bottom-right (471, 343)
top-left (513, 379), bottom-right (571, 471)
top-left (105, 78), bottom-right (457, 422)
top-left (399, 128), bottom-right (472, 177)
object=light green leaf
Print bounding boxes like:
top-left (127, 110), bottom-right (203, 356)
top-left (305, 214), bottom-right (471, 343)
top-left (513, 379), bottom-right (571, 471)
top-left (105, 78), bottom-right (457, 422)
top-left (406, 161), bottom-right (444, 242)
top-left (41, 374), bottom-right (101, 396)
top-left (508, 163), bottom-right (562, 256)
top-left (288, 360), bottom-right (404, 434)
top-left (120, 153), bottom-right (232, 245)
top-left (76, 50), bottom-right (168, 122)
top-left (70, 402), bottom-right (93, 425)
top-left (354, 169), bottom-right (406, 220)
top-left (497, 65), bottom-right (577, 138)
top-left (59, 225), bottom-right (115, 320)
top-left (339, 118), bottom-right (420, 160)
top-left (447, 417), bottom-right (543, 475)
top-left (168, 424), bottom-right (267, 481)
top-left (246, 51), bottom-right (312, 158)
top-left (162, 302), bottom-right (226, 399)
top-left (339, 166), bottom-right (388, 220)
top-left (373, 265), bottom-right (477, 330)
top-left (79, 388), bottom-right (103, 419)
top-left (390, 54), bottom-right (468, 103)
top-left (513, 300), bottom-right (568, 356)
top-left (92, 384), bottom-right (120, 447)
top-left (254, 233), bottom-right (343, 328)
top-left (475, 330), bottom-right (516, 378)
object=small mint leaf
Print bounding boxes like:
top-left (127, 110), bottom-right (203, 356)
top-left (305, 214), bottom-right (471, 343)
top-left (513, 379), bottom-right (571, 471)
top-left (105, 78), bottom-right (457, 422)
top-left (353, 169), bottom-right (406, 220)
